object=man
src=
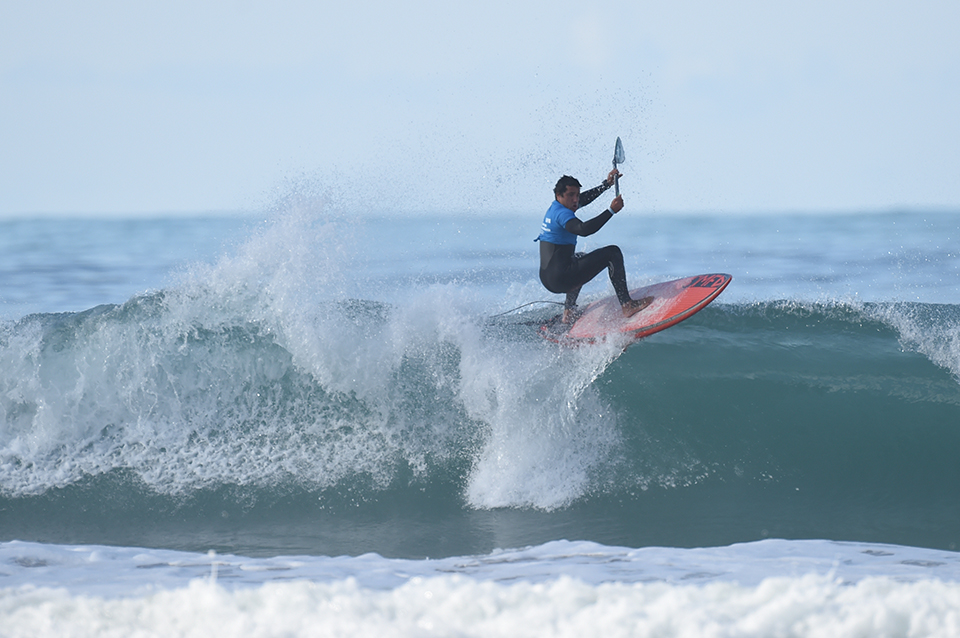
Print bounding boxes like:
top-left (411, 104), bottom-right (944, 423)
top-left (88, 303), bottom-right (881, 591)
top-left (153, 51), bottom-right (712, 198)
top-left (537, 170), bottom-right (651, 323)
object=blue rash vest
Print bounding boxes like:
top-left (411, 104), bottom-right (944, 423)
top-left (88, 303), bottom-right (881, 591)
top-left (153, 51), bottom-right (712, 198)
top-left (537, 200), bottom-right (579, 246)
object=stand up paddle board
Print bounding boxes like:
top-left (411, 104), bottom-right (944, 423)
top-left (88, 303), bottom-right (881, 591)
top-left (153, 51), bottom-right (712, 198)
top-left (540, 273), bottom-right (731, 345)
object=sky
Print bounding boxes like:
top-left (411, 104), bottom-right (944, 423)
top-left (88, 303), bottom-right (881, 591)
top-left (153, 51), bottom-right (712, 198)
top-left (1, 0), bottom-right (958, 216)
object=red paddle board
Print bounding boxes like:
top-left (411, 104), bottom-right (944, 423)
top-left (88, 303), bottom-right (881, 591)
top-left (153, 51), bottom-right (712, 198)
top-left (540, 273), bottom-right (731, 345)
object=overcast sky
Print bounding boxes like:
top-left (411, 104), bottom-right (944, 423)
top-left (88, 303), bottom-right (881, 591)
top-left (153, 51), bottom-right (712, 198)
top-left (2, 0), bottom-right (958, 216)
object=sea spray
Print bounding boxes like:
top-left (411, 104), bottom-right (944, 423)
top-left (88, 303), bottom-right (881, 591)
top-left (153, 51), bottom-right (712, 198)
top-left (463, 337), bottom-right (627, 510)
top-left (864, 301), bottom-right (960, 380)
top-left (0, 204), bottom-right (633, 512)
top-left (161, 203), bottom-right (640, 510)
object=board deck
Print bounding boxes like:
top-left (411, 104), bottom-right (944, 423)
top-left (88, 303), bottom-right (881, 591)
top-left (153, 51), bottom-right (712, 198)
top-left (540, 273), bottom-right (731, 345)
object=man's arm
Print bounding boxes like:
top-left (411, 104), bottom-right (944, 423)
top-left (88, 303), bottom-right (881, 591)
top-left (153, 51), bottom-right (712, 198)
top-left (565, 192), bottom-right (625, 236)
top-left (578, 182), bottom-right (611, 208)
top-left (564, 210), bottom-right (614, 237)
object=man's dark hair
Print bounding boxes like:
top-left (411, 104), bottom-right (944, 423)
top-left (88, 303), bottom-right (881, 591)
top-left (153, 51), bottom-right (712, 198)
top-left (554, 175), bottom-right (582, 197)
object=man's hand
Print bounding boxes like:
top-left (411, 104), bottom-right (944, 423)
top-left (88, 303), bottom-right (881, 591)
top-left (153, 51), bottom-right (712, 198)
top-left (605, 169), bottom-right (622, 187)
top-left (610, 194), bottom-right (624, 213)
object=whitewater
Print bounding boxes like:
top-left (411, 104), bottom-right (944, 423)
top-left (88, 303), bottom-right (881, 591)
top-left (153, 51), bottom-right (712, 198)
top-left (2, 200), bottom-right (960, 636)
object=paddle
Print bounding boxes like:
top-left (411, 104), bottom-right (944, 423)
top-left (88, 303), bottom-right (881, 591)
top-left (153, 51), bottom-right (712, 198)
top-left (612, 137), bottom-right (625, 197)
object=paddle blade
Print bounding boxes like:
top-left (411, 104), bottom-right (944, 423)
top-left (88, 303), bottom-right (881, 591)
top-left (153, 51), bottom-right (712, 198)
top-left (613, 137), bottom-right (625, 165)
top-left (612, 137), bottom-right (625, 196)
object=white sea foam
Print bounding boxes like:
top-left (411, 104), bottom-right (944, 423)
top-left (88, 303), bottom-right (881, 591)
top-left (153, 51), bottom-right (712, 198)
top-left (2, 539), bottom-right (960, 637)
top-left (0, 205), bottom-right (641, 510)
top-left (172, 204), bottom-right (636, 510)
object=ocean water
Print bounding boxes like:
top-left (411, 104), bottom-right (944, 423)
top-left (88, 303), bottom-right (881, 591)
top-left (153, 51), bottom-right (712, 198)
top-left (2, 203), bottom-right (960, 636)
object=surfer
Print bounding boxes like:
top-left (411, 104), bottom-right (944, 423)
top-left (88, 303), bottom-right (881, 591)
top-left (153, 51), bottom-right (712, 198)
top-left (537, 171), bottom-right (652, 323)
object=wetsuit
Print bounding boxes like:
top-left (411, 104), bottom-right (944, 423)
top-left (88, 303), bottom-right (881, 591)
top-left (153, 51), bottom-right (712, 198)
top-left (537, 183), bottom-right (632, 310)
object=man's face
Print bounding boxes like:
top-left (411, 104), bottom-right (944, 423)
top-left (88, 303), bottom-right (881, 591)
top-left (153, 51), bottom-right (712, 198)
top-left (556, 185), bottom-right (580, 211)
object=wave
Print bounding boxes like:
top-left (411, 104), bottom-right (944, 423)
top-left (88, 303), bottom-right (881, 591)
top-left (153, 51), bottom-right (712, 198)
top-left (3, 210), bottom-right (960, 555)
top-left (3, 294), bottom-right (959, 495)
top-left (4, 538), bottom-right (960, 637)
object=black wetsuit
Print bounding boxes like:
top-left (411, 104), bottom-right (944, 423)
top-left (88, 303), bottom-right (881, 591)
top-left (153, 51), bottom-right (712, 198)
top-left (538, 184), bottom-right (632, 310)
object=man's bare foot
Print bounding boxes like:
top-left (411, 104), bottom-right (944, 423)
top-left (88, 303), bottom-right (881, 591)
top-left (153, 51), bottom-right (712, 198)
top-left (622, 296), bottom-right (653, 318)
